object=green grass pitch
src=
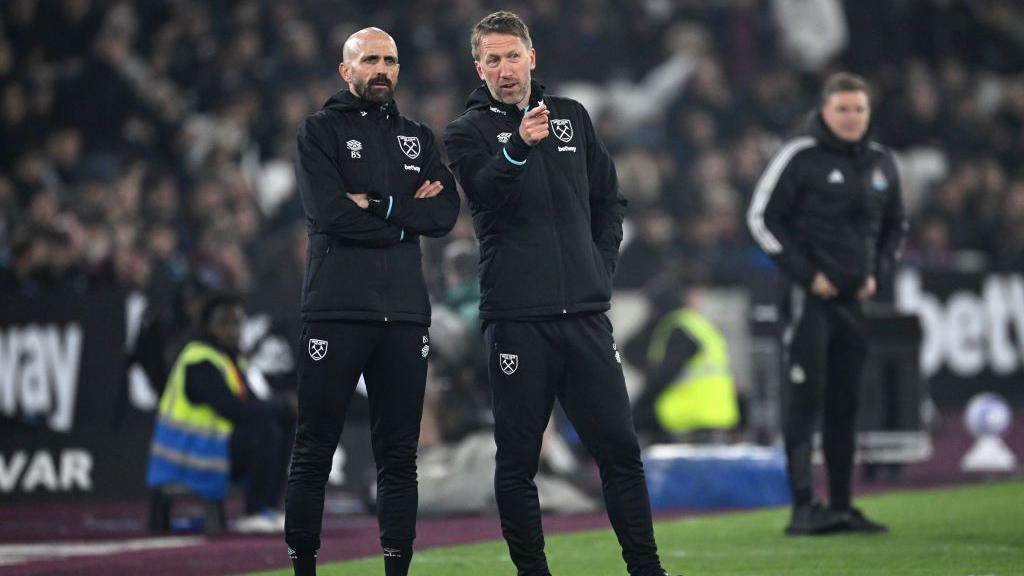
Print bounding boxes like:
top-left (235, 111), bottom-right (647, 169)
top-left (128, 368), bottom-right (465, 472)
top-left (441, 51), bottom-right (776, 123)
top-left (241, 480), bottom-right (1024, 575)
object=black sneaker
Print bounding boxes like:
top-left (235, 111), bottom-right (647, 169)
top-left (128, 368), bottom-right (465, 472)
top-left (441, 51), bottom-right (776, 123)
top-left (837, 507), bottom-right (889, 533)
top-left (784, 501), bottom-right (845, 535)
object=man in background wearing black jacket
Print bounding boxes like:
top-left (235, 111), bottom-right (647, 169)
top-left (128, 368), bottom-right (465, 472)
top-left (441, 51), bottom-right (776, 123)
top-left (444, 12), bottom-right (669, 576)
top-left (284, 28), bottom-right (458, 576)
top-left (746, 72), bottom-right (907, 535)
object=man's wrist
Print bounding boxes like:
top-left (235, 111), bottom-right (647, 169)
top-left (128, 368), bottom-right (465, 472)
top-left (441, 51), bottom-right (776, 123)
top-left (507, 129), bottom-right (532, 158)
top-left (366, 195), bottom-right (392, 219)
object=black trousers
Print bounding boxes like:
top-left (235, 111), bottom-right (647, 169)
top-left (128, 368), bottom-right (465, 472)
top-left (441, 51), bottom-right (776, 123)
top-left (782, 290), bottom-right (868, 511)
top-left (285, 321), bottom-right (428, 555)
top-left (485, 313), bottom-right (663, 576)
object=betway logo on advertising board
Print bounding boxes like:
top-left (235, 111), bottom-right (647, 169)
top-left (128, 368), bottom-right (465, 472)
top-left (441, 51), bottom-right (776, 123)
top-left (896, 270), bottom-right (1024, 378)
top-left (0, 324), bottom-right (83, 433)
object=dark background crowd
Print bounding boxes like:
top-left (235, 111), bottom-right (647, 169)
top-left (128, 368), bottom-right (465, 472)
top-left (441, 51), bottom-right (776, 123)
top-left (2, 0), bottom-right (1023, 443)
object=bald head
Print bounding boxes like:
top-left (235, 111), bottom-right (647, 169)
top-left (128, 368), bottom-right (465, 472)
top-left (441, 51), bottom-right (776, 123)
top-left (343, 28), bottom-right (397, 65)
top-left (339, 27), bottom-right (400, 103)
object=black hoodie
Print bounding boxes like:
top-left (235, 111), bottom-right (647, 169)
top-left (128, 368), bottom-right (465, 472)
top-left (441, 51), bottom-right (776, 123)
top-left (296, 90), bottom-right (458, 324)
top-left (746, 112), bottom-right (907, 298)
top-left (443, 82), bottom-right (626, 320)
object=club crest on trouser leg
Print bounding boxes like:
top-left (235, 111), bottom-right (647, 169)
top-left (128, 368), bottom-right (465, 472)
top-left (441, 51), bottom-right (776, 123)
top-left (550, 118), bottom-right (573, 142)
top-left (308, 338), bottom-right (328, 361)
top-left (397, 135), bottom-right (421, 159)
top-left (499, 353), bottom-right (518, 375)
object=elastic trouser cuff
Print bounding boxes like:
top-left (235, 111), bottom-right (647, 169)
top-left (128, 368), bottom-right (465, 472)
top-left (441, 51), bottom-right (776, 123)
top-left (289, 549), bottom-right (316, 576)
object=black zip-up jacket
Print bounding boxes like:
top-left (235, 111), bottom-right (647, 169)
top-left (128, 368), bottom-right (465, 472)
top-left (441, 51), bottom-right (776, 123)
top-left (746, 112), bottom-right (907, 299)
top-left (443, 82), bottom-right (626, 320)
top-left (297, 90), bottom-right (458, 324)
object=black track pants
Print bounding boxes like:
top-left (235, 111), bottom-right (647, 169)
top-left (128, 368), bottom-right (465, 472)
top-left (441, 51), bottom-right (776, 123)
top-left (485, 313), bottom-right (664, 576)
top-left (285, 321), bottom-right (428, 557)
top-left (782, 291), bottom-right (867, 510)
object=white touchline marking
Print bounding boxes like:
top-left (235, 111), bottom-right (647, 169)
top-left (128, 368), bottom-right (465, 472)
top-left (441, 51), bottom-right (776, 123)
top-left (0, 536), bottom-right (205, 566)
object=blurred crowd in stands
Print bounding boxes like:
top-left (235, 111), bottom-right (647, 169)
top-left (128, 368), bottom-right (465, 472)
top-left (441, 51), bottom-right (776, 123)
top-left (2, 0), bottom-right (1024, 445)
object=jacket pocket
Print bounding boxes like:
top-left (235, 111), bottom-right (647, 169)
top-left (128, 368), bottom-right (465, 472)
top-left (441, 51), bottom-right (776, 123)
top-left (590, 243), bottom-right (613, 295)
top-left (305, 256), bottom-right (324, 294)
top-left (303, 235), bottom-right (332, 294)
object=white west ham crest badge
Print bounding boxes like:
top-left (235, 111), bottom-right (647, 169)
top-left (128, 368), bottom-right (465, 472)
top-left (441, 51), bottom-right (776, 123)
top-left (497, 132), bottom-right (512, 144)
top-left (550, 119), bottom-right (573, 143)
top-left (397, 135), bottom-right (420, 159)
top-left (308, 338), bottom-right (328, 361)
top-left (499, 353), bottom-right (518, 375)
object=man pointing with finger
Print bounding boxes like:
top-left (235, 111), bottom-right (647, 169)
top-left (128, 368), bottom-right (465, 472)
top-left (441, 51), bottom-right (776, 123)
top-left (285, 27), bottom-right (458, 576)
top-left (444, 11), bottom-right (671, 576)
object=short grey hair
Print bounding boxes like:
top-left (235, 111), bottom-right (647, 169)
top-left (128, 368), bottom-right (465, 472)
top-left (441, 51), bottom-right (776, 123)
top-left (470, 11), bottom-right (532, 61)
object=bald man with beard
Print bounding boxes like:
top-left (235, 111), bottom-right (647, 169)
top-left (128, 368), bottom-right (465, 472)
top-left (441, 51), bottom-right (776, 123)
top-left (284, 28), bottom-right (458, 576)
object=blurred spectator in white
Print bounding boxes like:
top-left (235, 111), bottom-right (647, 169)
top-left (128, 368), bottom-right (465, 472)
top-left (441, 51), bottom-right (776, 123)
top-left (772, 0), bottom-right (847, 72)
top-left (560, 21), bottom-right (706, 136)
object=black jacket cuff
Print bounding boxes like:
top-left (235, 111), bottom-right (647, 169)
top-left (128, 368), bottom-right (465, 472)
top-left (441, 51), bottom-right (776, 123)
top-left (367, 195), bottom-right (392, 220)
top-left (505, 130), bottom-right (532, 162)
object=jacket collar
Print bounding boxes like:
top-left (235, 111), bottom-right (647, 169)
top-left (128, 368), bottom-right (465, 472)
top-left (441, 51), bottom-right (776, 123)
top-left (465, 80), bottom-right (546, 117)
top-left (323, 89), bottom-right (399, 116)
top-left (806, 110), bottom-right (871, 157)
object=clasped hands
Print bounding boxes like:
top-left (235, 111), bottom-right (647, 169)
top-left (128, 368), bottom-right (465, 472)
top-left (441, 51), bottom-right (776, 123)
top-left (811, 272), bottom-right (876, 301)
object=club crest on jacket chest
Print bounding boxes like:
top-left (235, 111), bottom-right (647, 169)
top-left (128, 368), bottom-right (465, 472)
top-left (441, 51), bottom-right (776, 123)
top-left (397, 135), bottom-right (420, 159)
top-left (550, 118), bottom-right (573, 143)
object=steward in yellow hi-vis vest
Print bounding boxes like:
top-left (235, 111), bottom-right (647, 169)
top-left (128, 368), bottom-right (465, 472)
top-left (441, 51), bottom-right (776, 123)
top-left (146, 339), bottom-right (248, 499)
top-left (146, 294), bottom-right (294, 533)
top-left (646, 309), bottom-right (739, 434)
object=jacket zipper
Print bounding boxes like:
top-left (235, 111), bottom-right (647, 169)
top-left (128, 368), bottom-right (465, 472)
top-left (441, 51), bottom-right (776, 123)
top-left (377, 107), bottom-right (392, 322)
top-left (852, 159), bottom-right (874, 278)
top-left (524, 109), bottom-right (568, 314)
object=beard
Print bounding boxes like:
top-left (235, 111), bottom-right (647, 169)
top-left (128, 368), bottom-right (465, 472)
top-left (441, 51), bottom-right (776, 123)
top-left (490, 75), bottom-right (529, 106)
top-left (355, 75), bottom-right (396, 103)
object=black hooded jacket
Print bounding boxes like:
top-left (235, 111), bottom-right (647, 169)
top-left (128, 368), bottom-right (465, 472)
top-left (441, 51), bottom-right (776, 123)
top-left (443, 82), bottom-right (626, 320)
top-left (296, 90), bottom-right (458, 324)
top-left (746, 112), bottom-right (907, 298)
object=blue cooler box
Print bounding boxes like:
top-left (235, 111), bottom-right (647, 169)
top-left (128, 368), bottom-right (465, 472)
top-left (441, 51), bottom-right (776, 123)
top-left (643, 444), bottom-right (791, 510)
